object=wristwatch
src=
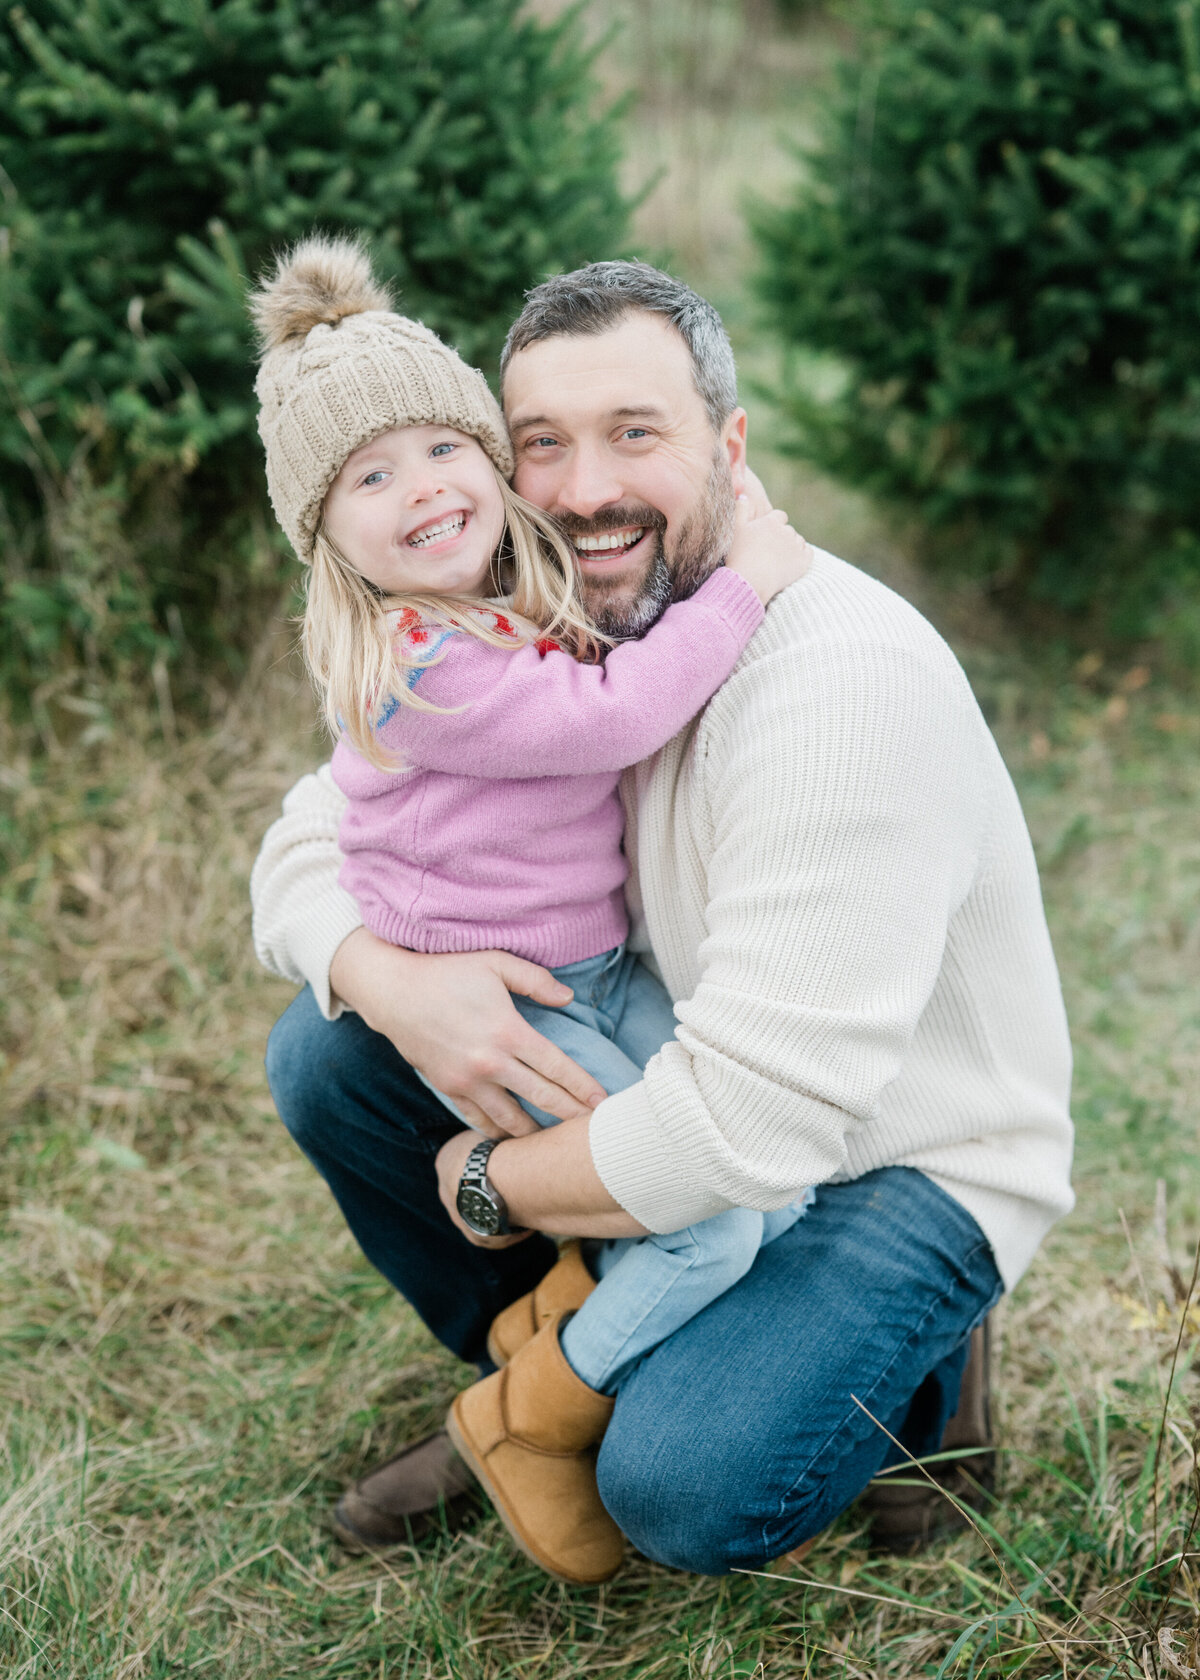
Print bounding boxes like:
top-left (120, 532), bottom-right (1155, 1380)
top-left (456, 1138), bottom-right (524, 1237)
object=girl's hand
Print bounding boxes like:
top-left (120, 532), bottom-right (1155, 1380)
top-left (739, 465), bottom-right (775, 519)
top-left (724, 495), bottom-right (813, 607)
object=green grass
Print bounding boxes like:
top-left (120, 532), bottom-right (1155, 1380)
top-left (3, 3), bottom-right (1199, 1674)
top-left (8, 559), bottom-right (1197, 1679)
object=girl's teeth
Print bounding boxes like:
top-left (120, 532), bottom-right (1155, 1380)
top-left (410, 514), bottom-right (465, 547)
top-left (575, 528), bottom-right (645, 553)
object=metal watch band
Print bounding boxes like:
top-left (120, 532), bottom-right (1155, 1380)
top-left (461, 1138), bottom-right (498, 1191)
top-left (456, 1137), bottom-right (521, 1237)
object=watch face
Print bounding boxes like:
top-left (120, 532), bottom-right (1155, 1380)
top-left (458, 1186), bottom-right (502, 1236)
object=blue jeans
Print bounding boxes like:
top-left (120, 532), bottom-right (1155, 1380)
top-left (419, 946), bottom-right (812, 1392)
top-left (266, 986), bottom-right (1003, 1572)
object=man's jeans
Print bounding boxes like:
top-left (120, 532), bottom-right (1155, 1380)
top-left (266, 986), bottom-right (1003, 1573)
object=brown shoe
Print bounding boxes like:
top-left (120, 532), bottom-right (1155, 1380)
top-left (774, 1535), bottom-right (820, 1568)
top-left (447, 1312), bottom-right (624, 1585)
top-left (331, 1429), bottom-right (479, 1553)
top-left (862, 1318), bottom-right (994, 1554)
top-left (487, 1240), bottom-right (596, 1367)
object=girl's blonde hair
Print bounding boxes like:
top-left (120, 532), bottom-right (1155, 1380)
top-left (303, 464), bottom-right (605, 769)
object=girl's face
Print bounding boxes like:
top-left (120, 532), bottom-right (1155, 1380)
top-left (323, 426), bottom-right (506, 597)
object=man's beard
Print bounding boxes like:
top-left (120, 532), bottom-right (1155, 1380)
top-left (556, 451), bottom-right (736, 640)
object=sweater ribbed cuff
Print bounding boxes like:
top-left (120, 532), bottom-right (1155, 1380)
top-left (589, 1082), bottom-right (734, 1233)
top-left (290, 882), bottom-right (366, 1020)
top-left (693, 565), bottom-right (766, 646)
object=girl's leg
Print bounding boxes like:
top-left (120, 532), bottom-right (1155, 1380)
top-left (508, 990), bottom-right (646, 1129)
top-left (607, 953), bottom-right (680, 1070)
top-left (558, 956), bottom-right (815, 1393)
top-left (587, 1192), bottom-right (817, 1298)
top-left (560, 1207), bottom-right (767, 1395)
top-left (761, 1187), bottom-right (817, 1244)
top-left (440, 946), bottom-right (807, 1393)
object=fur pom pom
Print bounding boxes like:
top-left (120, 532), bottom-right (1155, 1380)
top-left (250, 235), bottom-right (392, 349)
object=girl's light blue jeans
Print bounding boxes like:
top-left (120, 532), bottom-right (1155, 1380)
top-left (419, 944), bottom-right (813, 1394)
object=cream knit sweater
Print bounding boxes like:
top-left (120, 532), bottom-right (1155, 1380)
top-left (251, 551), bottom-right (1074, 1292)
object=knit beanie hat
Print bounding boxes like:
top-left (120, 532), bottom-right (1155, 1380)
top-left (251, 236), bottom-right (514, 562)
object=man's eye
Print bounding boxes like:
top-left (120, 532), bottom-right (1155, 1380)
top-left (621, 428), bottom-right (649, 441)
top-left (526, 435), bottom-right (559, 450)
top-left (430, 442), bottom-right (456, 458)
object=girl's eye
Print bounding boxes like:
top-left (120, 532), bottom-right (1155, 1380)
top-left (362, 470), bottom-right (388, 487)
top-left (430, 442), bottom-right (456, 458)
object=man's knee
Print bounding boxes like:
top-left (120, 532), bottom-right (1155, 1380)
top-left (596, 1426), bottom-right (727, 1573)
top-left (264, 989), bottom-right (349, 1153)
top-left (596, 1399), bottom-right (818, 1575)
top-left (597, 1413), bottom-right (857, 1574)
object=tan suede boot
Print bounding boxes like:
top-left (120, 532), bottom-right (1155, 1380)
top-left (446, 1312), bottom-right (624, 1584)
top-left (487, 1240), bottom-right (596, 1367)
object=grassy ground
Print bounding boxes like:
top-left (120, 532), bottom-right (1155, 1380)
top-left (3, 4), bottom-right (1199, 1675)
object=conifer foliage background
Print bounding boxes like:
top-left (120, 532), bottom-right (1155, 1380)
top-left (756, 0), bottom-right (1200, 638)
top-left (0, 0), bottom-right (628, 699)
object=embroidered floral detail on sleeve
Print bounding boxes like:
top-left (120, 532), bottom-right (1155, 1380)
top-left (379, 609), bottom-right (457, 722)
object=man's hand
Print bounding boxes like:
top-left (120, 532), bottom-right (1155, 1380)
top-left (329, 929), bottom-right (607, 1138)
top-left (436, 1129), bottom-right (533, 1248)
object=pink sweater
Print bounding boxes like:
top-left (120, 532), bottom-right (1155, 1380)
top-left (331, 567), bottom-right (764, 965)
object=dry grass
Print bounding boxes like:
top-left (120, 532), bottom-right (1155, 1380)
top-left (4, 3), bottom-right (1199, 1674)
top-left (4, 470), bottom-right (1198, 1680)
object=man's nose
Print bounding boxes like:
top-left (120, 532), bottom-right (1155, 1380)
top-left (553, 447), bottom-right (625, 520)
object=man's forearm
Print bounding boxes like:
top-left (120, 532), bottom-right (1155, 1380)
top-left (487, 1116), bottom-right (647, 1239)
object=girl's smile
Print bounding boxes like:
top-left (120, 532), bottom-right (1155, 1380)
top-left (324, 425), bottom-right (506, 597)
top-left (406, 509), bottom-right (470, 550)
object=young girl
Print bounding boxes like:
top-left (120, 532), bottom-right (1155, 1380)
top-left (252, 237), bottom-right (812, 1585)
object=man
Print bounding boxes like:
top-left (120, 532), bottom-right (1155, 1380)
top-left (252, 262), bottom-right (1074, 1574)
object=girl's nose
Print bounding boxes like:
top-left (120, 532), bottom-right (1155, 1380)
top-left (405, 475), bottom-right (446, 506)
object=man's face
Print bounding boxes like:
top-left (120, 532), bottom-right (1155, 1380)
top-left (504, 312), bottom-right (747, 637)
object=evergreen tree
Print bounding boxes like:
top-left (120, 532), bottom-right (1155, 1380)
top-left (756, 0), bottom-right (1200, 636)
top-left (0, 0), bottom-right (629, 693)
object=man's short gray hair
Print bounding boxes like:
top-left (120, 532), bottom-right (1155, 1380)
top-left (501, 261), bottom-right (737, 432)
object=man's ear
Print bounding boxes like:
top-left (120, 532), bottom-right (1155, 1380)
top-left (722, 408), bottom-right (748, 493)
